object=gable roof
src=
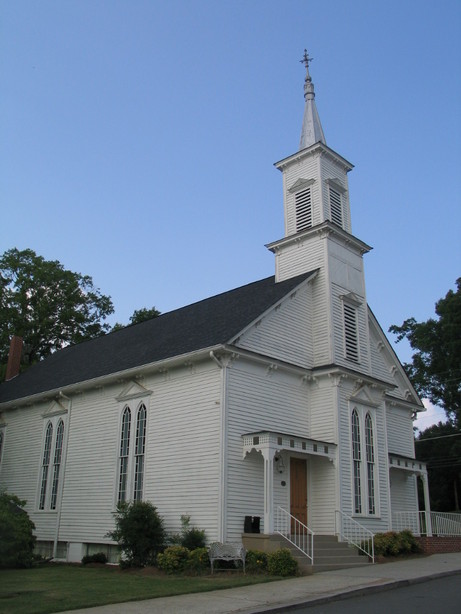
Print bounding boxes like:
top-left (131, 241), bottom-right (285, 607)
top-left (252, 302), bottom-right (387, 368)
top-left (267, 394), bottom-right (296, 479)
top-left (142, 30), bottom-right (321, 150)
top-left (0, 272), bottom-right (315, 405)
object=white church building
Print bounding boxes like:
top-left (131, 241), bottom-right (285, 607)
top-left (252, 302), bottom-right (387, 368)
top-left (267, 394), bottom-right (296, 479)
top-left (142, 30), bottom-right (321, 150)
top-left (0, 54), bottom-right (429, 565)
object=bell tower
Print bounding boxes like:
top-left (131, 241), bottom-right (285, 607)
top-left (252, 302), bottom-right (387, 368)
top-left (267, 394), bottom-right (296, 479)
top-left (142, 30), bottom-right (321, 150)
top-left (267, 52), bottom-right (372, 370)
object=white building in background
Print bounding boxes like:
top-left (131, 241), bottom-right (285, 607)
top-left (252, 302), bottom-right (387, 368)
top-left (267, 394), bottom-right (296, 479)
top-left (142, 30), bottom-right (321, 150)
top-left (0, 53), bottom-right (428, 565)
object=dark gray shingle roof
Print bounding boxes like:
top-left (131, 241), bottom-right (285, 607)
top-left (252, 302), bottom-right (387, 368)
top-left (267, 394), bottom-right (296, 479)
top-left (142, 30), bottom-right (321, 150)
top-left (0, 273), bottom-right (313, 404)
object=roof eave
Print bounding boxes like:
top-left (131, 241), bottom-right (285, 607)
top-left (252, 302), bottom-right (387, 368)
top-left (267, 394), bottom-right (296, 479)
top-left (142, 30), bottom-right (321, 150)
top-left (0, 344), bottom-right (225, 411)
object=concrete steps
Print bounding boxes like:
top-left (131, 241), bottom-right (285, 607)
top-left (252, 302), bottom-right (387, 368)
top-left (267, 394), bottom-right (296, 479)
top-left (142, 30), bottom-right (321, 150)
top-left (273, 533), bottom-right (371, 574)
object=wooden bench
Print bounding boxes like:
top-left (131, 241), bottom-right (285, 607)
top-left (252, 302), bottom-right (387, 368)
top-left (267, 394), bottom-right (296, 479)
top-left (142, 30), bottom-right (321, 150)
top-left (208, 542), bottom-right (246, 573)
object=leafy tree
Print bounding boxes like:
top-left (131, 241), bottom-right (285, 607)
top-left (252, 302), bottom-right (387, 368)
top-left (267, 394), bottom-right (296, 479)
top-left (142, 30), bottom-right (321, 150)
top-left (389, 279), bottom-right (461, 427)
top-left (111, 306), bottom-right (161, 331)
top-left (129, 307), bottom-right (161, 324)
top-left (0, 491), bottom-right (36, 568)
top-left (0, 248), bottom-right (114, 368)
top-left (106, 501), bottom-right (166, 567)
top-left (416, 422), bottom-right (461, 511)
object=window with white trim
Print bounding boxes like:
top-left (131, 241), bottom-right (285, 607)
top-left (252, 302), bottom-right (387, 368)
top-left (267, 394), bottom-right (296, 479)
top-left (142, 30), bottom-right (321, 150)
top-left (351, 408), bottom-right (377, 516)
top-left (351, 409), bottom-right (362, 514)
top-left (39, 422), bottom-right (53, 510)
top-left (0, 428), bottom-right (4, 466)
top-left (117, 402), bottom-right (147, 503)
top-left (329, 187), bottom-right (343, 226)
top-left (365, 413), bottom-right (376, 514)
top-left (134, 404), bottom-right (146, 501)
top-left (343, 302), bottom-right (359, 362)
top-left (295, 188), bottom-right (312, 231)
top-left (50, 420), bottom-right (64, 510)
top-left (39, 417), bottom-right (65, 510)
top-left (118, 406), bottom-right (131, 503)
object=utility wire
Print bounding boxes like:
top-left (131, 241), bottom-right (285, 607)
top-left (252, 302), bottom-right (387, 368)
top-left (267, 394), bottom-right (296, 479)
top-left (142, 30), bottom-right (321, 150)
top-left (415, 432), bottom-right (461, 442)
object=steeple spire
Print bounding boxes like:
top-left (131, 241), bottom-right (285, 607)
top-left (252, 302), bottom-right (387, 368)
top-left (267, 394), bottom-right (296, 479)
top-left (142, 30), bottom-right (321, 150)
top-left (299, 50), bottom-right (326, 150)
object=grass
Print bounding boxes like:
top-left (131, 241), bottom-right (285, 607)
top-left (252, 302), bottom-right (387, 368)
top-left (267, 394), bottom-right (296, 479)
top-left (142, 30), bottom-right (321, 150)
top-left (0, 564), bottom-right (279, 614)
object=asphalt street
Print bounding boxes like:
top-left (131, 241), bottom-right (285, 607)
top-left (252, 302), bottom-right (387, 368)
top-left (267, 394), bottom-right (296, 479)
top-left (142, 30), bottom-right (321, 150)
top-left (289, 573), bottom-right (461, 614)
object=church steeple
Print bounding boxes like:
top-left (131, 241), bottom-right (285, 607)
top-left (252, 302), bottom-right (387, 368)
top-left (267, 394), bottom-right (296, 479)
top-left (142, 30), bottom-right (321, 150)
top-left (299, 50), bottom-right (326, 150)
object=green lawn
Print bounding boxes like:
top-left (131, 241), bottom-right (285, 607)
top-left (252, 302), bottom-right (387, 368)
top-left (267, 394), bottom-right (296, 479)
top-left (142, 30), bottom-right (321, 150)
top-left (0, 564), bottom-right (278, 614)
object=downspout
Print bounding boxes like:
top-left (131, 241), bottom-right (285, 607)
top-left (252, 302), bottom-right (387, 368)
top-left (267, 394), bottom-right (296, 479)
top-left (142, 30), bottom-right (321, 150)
top-left (210, 351), bottom-right (228, 542)
top-left (53, 391), bottom-right (72, 559)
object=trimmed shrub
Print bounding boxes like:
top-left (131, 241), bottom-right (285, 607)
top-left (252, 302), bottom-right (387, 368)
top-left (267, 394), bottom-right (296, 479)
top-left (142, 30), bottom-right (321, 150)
top-left (181, 527), bottom-right (207, 550)
top-left (267, 548), bottom-right (298, 576)
top-left (106, 501), bottom-right (166, 568)
top-left (373, 530), bottom-right (422, 557)
top-left (0, 491), bottom-right (36, 569)
top-left (245, 549), bottom-right (268, 573)
top-left (157, 546), bottom-right (190, 573)
top-left (169, 515), bottom-right (207, 550)
top-left (81, 552), bottom-right (108, 565)
top-left (187, 547), bottom-right (210, 573)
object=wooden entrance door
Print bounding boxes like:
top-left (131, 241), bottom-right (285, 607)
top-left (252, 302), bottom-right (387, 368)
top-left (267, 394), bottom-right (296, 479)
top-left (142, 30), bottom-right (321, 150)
top-left (290, 458), bottom-right (307, 526)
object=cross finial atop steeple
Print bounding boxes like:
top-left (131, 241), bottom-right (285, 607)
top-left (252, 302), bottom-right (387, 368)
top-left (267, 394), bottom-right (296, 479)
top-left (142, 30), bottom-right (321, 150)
top-left (299, 50), bottom-right (326, 149)
top-left (300, 49), bottom-right (313, 78)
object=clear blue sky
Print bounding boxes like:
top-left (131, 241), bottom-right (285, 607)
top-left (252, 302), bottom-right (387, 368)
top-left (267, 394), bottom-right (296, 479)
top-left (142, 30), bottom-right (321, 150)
top-left (1, 1), bottom-right (460, 428)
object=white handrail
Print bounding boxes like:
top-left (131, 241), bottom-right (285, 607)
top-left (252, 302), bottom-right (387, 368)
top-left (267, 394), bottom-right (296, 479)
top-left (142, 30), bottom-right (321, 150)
top-left (392, 511), bottom-right (461, 537)
top-left (335, 510), bottom-right (374, 563)
top-left (275, 506), bottom-right (314, 565)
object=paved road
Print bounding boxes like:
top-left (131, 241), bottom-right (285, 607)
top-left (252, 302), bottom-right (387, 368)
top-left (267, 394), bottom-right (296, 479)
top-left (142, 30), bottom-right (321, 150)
top-left (291, 573), bottom-right (461, 613)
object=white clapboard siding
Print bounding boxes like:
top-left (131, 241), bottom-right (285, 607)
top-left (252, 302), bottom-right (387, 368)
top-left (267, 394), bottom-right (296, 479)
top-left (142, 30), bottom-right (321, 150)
top-left (0, 402), bottom-right (66, 540)
top-left (57, 387), bottom-right (120, 543)
top-left (390, 471), bottom-right (418, 512)
top-left (368, 324), bottom-right (397, 384)
top-left (54, 362), bottom-right (222, 545)
top-left (235, 281), bottom-right (313, 368)
top-left (308, 379), bottom-right (336, 442)
top-left (225, 361), bottom-right (310, 539)
top-left (308, 456), bottom-right (337, 534)
top-left (386, 404), bottom-right (415, 458)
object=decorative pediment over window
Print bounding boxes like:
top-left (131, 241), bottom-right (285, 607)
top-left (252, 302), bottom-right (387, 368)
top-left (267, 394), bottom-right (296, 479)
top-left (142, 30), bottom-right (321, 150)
top-left (42, 398), bottom-right (69, 418)
top-left (349, 385), bottom-right (381, 408)
top-left (288, 178), bottom-right (315, 193)
top-left (116, 380), bottom-right (152, 402)
top-left (325, 178), bottom-right (347, 194)
top-left (340, 292), bottom-right (362, 307)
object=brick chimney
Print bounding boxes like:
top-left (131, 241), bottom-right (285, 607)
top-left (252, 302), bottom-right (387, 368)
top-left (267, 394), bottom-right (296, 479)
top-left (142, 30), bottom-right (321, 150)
top-left (5, 335), bottom-right (23, 381)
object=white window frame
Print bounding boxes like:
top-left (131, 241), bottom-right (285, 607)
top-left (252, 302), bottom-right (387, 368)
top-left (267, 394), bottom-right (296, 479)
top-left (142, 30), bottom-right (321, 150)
top-left (38, 416), bottom-right (66, 511)
top-left (116, 401), bottom-right (147, 504)
top-left (350, 406), bottom-right (378, 517)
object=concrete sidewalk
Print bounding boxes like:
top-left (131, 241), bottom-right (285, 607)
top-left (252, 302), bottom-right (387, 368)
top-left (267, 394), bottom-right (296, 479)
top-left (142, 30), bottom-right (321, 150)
top-left (63, 552), bottom-right (461, 614)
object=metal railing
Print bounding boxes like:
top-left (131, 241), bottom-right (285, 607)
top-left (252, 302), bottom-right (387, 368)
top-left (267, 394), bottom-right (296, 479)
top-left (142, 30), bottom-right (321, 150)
top-left (335, 510), bottom-right (374, 563)
top-left (275, 506), bottom-right (314, 565)
top-left (392, 511), bottom-right (461, 537)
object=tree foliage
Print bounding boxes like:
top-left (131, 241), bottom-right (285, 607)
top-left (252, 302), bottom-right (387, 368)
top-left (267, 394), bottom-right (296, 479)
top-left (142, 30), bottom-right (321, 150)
top-left (416, 422), bottom-right (461, 511)
top-left (0, 248), bottom-right (114, 367)
top-left (129, 307), bottom-right (161, 325)
top-left (106, 501), bottom-right (166, 567)
top-left (0, 491), bottom-right (36, 568)
top-left (389, 279), bottom-right (461, 427)
top-left (111, 306), bottom-right (161, 331)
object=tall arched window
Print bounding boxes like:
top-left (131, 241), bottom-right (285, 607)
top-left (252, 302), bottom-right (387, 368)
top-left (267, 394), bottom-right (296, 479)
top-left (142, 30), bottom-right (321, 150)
top-left (39, 422), bottom-right (53, 510)
top-left (118, 407), bottom-right (131, 503)
top-left (0, 430), bottom-right (4, 465)
top-left (133, 404), bottom-right (146, 501)
top-left (351, 409), bottom-right (362, 514)
top-left (365, 412), bottom-right (376, 515)
top-left (50, 420), bottom-right (65, 510)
